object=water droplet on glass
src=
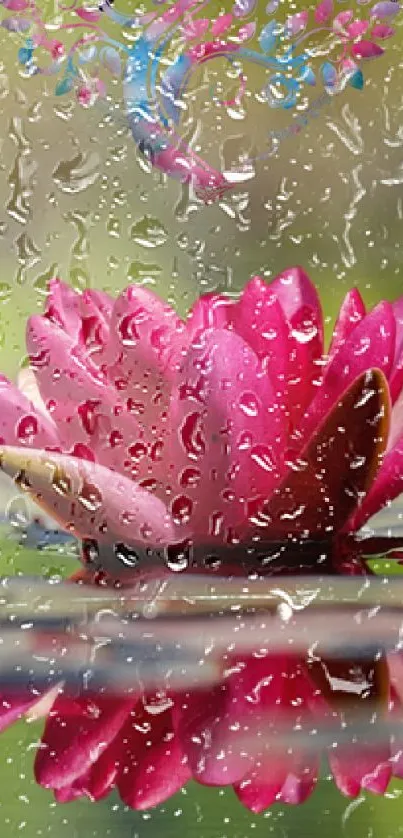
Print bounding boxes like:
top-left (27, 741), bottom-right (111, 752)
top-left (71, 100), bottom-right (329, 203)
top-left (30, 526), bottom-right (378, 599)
top-left (165, 539), bottom-right (192, 572)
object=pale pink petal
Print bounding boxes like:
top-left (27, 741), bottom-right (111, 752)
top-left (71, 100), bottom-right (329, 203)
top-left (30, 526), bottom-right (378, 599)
top-left (0, 692), bottom-right (43, 732)
top-left (0, 446), bottom-right (177, 551)
top-left (0, 375), bottom-right (59, 449)
top-left (26, 315), bottom-right (145, 475)
top-left (17, 369), bottom-right (49, 420)
top-left (105, 286), bottom-right (185, 462)
top-left (44, 279), bottom-right (82, 338)
top-left (236, 22), bottom-right (256, 41)
top-left (286, 11), bottom-right (309, 35)
top-left (106, 285), bottom-right (185, 389)
top-left (166, 328), bottom-right (285, 539)
top-left (35, 695), bottom-right (134, 790)
top-left (186, 292), bottom-right (234, 338)
top-left (327, 288), bottom-right (366, 362)
top-left (334, 10), bottom-right (353, 28)
top-left (298, 302), bottom-right (395, 447)
top-left (26, 313), bottom-right (110, 430)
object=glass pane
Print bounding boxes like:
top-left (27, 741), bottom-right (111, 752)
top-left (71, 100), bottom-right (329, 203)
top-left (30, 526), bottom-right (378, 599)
top-left (0, 0), bottom-right (402, 836)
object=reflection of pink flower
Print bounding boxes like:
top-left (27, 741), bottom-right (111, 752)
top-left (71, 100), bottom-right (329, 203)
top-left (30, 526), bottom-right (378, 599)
top-left (2, 269), bottom-right (403, 810)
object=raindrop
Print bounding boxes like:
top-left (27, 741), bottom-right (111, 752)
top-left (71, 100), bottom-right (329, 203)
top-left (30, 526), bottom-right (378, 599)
top-left (180, 412), bottom-right (206, 459)
top-left (179, 467), bottom-right (201, 488)
top-left (51, 466), bottom-right (72, 497)
top-left (16, 414), bottom-right (38, 444)
top-left (130, 216), bottom-right (168, 248)
top-left (78, 480), bottom-right (103, 512)
top-left (52, 152), bottom-right (101, 193)
top-left (165, 539), bottom-right (192, 572)
top-left (203, 554), bottom-right (222, 570)
top-left (81, 538), bottom-right (99, 565)
top-left (238, 391), bottom-right (260, 417)
top-left (113, 542), bottom-right (140, 568)
top-left (171, 494), bottom-right (193, 525)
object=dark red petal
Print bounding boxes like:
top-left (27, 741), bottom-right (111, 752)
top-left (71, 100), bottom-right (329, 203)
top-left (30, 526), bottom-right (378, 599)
top-left (351, 40), bottom-right (384, 58)
top-left (35, 695), bottom-right (134, 790)
top-left (116, 701), bottom-right (190, 809)
top-left (300, 301), bottom-right (394, 445)
top-left (252, 369), bottom-right (390, 538)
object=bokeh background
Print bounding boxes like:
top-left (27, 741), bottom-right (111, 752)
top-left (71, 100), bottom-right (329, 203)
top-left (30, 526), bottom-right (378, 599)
top-left (0, 0), bottom-right (402, 834)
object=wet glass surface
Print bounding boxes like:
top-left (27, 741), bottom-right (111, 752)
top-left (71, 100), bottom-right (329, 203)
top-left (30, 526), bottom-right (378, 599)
top-left (0, 0), bottom-right (403, 835)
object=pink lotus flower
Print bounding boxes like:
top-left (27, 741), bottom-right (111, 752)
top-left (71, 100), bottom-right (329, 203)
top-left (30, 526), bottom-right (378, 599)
top-left (1, 267), bottom-right (403, 811)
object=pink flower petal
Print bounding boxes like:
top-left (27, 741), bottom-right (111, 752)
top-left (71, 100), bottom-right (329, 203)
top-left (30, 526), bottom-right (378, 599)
top-left (57, 730), bottom-right (122, 803)
top-left (0, 692), bottom-right (42, 732)
top-left (299, 301), bottom-right (395, 445)
top-left (334, 10), bottom-right (354, 28)
top-left (177, 654), bottom-right (326, 794)
top-left (0, 447), bottom-right (177, 552)
top-left (286, 11), bottom-right (309, 36)
top-left (329, 746), bottom-right (391, 796)
top-left (315, 0), bottom-right (333, 23)
top-left (106, 285), bottom-right (185, 427)
top-left (26, 315), bottom-right (146, 475)
top-left (78, 289), bottom-right (111, 361)
top-left (389, 298), bottom-right (403, 401)
top-left (166, 328), bottom-right (285, 539)
top-left (371, 22), bottom-right (395, 37)
top-left (181, 17), bottom-right (210, 39)
top-left (234, 656), bottom-right (322, 810)
top-left (211, 13), bottom-right (233, 35)
top-left (235, 21), bottom-right (256, 41)
top-left (0, 375), bottom-right (59, 449)
top-left (235, 760), bottom-right (289, 812)
top-left (173, 672), bottom-right (255, 786)
top-left (352, 40), bottom-right (385, 58)
top-left (232, 276), bottom-right (290, 410)
top-left (186, 292), bottom-right (234, 337)
top-left (279, 760), bottom-right (319, 804)
top-left (346, 20), bottom-right (369, 37)
top-left (269, 267), bottom-right (324, 429)
top-left (327, 288), bottom-right (366, 362)
top-left (117, 702), bottom-right (190, 809)
top-left (35, 695), bottom-right (134, 790)
top-left (74, 6), bottom-right (102, 23)
top-left (44, 279), bottom-right (82, 338)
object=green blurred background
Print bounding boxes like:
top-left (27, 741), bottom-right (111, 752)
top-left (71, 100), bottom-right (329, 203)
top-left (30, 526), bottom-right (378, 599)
top-left (0, 0), bottom-right (403, 834)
